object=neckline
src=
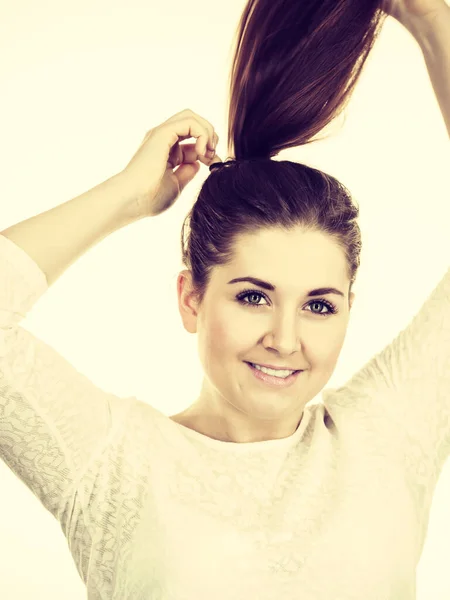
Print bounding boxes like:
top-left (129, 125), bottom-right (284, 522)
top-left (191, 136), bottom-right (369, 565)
top-left (165, 409), bottom-right (308, 452)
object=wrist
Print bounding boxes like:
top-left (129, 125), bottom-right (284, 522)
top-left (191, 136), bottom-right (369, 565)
top-left (403, 5), bottom-right (450, 47)
top-left (109, 172), bottom-right (148, 224)
top-left (407, 5), bottom-right (450, 137)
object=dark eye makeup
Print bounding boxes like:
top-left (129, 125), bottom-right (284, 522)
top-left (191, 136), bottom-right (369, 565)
top-left (235, 288), bottom-right (338, 317)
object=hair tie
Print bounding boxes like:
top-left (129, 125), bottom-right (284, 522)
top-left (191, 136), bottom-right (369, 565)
top-left (209, 156), bottom-right (273, 173)
top-left (209, 159), bottom-right (238, 173)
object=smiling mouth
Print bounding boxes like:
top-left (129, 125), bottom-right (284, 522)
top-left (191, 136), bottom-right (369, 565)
top-left (245, 361), bottom-right (302, 373)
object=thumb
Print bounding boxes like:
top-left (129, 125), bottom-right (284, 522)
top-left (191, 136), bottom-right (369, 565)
top-left (173, 161), bottom-right (202, 193)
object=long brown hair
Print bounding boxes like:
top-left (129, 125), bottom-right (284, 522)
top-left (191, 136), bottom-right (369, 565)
top-left (181, 0), bottom-right (387, 307)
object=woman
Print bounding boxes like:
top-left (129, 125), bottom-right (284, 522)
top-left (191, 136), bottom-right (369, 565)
top-left (0, 0), bottom-right (449, 598)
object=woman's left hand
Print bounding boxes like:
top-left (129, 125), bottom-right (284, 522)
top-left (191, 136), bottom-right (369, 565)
top-left (382, 0), bottom-right (449, 25)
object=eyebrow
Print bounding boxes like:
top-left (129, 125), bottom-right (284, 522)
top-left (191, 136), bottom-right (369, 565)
top-left (227, 276), bottom-right (345, 298)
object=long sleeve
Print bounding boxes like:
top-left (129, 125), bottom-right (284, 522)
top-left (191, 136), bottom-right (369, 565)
top-left (326, 266), bottom-right (450, 493)
top-left (0, 234), bottom-right (131, 530)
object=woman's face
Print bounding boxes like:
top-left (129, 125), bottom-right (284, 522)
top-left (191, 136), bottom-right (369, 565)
top-left (177, 227), bottom-right (355, 443)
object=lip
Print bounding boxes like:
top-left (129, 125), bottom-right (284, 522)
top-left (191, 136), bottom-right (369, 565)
top-left (245, 361), bottom-right (302, 372)
top-left (246, 361), bottom-right (302, 387)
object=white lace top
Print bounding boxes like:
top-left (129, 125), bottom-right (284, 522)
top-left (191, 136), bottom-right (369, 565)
top-left (0, 233), bottom-right (449, 600)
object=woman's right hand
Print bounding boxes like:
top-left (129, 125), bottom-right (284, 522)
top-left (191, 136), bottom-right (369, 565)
top-left (119, 108), bottom-right (223, 218)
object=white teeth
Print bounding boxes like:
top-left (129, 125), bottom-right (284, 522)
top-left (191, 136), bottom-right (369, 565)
top-left (251, 363), bottom-right (295, 378)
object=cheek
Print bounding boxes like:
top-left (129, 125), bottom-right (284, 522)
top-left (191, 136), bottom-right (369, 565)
top-left (202, 319), bottom-right (242, 378)
top-left (205, 317), bottom-right (235, 355)
top-left (209, 309), bottom-right (252, 350)
top-left (308, 325), bottom-right (347, 365)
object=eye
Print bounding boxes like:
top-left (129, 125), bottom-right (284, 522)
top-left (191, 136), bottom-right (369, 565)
top-left (235, 289), bottom-right (338, 317)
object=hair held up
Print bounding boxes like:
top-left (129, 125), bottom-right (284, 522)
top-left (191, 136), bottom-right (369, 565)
top-left (181, 0), bottom-right (389, 308)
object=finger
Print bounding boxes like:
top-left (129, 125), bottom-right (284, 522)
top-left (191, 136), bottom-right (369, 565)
top-left (188, 112), bottom-right (217, 152)
top-left (178, 143), bottom-right (222, 167)
top-left (198, 152), bottom-right (223, 166)
top-left (172, 117), bottom-right (211, 158)
top-left (173, 109), bottom-right (218, 153)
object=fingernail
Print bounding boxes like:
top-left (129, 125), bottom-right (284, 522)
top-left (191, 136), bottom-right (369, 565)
top-left (206, 149), bottom-right (215, 158)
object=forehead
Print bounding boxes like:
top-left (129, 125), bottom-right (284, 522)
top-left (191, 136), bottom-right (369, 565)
top-left (231, 228), bottom-right (347, 276)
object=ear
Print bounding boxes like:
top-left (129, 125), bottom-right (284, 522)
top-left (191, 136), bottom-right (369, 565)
top-left (177, 270), bottom-right (199, 334)
top-left (349, 291), bottom-right (355, 310)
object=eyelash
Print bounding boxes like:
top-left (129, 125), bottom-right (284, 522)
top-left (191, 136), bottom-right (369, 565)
top-left (235, 289), bottom-right (338, 317)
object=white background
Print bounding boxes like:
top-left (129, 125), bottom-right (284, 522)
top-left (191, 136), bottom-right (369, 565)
top-left (0, 0), bottom-right (449, 597)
